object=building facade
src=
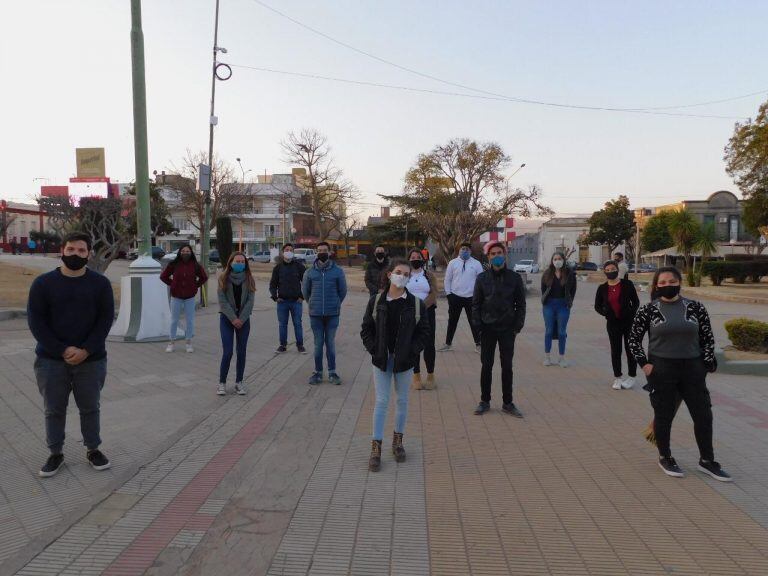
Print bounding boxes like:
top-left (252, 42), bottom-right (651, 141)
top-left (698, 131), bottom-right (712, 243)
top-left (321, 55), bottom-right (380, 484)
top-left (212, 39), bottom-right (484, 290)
top-left (508, 232), bottom-right (539, 265)
top-left (538, 216), bottom-right (616, 266)
top-left (0, 201), bottom-right (51, 253)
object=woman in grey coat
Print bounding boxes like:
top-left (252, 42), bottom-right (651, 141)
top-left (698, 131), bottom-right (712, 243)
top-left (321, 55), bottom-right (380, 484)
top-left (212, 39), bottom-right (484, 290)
top-left (217, 252), bottom-right (256, 396)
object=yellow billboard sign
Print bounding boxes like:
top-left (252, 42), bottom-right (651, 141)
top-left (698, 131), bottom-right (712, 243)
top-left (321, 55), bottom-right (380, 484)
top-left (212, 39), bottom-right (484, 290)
top-left (76, 148), bottom-right (106, 178)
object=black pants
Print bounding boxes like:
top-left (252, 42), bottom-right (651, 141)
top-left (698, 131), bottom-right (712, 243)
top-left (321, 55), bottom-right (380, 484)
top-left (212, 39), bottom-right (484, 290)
top-left (445, 295), bottom-right (480, 345)
top-left (480, 329), bottom-right (516, 405)
top-left (607, 321), bottom-right (637, 378)
top-left (647, 356), bottom-right (714, 461)
top-left (414, 306), bottom-right (436, 374)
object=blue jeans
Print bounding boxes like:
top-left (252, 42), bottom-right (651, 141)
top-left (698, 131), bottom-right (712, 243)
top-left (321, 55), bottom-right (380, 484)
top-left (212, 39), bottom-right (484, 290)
top-left (543, 298), bottom-right (570, 355)
top-left (170, 296), bottom-right (196, 340)
top-left (372, 356), bottom-right (412, 441)
top-left (310, 315), bottom-right (339, 373)
top-left (34, 357), bottom-right (107, 453)
top-left (277, 300), bottom-right (303, 346)
top-left (219, 315), bottom-right (251, 383)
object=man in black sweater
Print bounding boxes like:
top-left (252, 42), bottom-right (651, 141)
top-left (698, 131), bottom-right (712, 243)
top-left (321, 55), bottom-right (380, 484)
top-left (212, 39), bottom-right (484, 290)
top-left (27, 232), bottom-right (115, 477)
top-left (471, 242), bottom-right (527, 417)
top-left (365, 245), bottom-right (389, 296)
top-left (269, 243), bottom-right (307, 353)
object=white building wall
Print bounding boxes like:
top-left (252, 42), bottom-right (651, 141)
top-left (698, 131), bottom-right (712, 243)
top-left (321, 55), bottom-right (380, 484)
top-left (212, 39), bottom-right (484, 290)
top-left (538, 224), bottom-right (588, 266)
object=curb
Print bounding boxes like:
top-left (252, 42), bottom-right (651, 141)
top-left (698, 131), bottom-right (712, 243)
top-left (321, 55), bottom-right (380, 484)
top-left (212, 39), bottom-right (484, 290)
top-left (715, 349), bottom-right (768, 377)
top-left (0, 309), bottom-right (26, 321)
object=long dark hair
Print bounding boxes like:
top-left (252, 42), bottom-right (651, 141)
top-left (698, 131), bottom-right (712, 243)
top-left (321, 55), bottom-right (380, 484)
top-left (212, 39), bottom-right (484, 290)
top-left (219, 251), bottom-right (256, 292)
top-left (170, 245), bottom-right (197, 267)
top-left (650, 266), bottom-right (682, 301)
top-left (543, 251), bottom-right (570, 286)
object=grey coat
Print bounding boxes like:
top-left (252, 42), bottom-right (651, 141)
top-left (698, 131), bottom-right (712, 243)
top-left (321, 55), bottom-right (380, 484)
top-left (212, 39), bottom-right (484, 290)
top-left (218, 280), bottom-right (255, 322)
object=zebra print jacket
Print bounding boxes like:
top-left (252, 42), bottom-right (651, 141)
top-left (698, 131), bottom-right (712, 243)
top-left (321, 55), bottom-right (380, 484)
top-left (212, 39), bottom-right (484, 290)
top-left (628, 298), bottom-right (717, 371)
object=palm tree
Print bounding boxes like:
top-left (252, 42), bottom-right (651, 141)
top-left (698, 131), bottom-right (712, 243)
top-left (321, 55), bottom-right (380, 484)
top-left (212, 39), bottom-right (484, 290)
top-left (668, 209), bottom-right (700, 272)
top-left (695, 222), bottom-right (718, 261)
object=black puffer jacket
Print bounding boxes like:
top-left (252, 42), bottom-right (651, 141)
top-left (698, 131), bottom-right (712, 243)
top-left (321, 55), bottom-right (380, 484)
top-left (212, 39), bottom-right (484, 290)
top-left (360, 291), bottom-right (429, 373)
top-left (471, 267), bottom-right (527, 333)
top-left (364, 257), bottom-right (389, 295)
top-left (269, 259), bottom-right (306, 301)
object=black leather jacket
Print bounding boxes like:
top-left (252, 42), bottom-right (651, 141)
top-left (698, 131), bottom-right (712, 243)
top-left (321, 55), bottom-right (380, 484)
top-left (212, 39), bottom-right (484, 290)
top-left (269, 259), bottom-right (306, 301)
top-left (471, 267), bottom-right (527, 332)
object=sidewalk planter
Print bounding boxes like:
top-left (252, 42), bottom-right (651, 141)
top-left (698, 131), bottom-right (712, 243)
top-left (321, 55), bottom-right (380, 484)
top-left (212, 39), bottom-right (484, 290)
top-left (715, 347), bottom-right (768, 377)
top-left (724, 318), bottom-right (768, 353)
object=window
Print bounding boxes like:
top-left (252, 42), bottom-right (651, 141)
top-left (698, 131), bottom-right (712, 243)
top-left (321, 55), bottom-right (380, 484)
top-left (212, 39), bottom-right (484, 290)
top-left (172, 218), bottom-right (188, 231)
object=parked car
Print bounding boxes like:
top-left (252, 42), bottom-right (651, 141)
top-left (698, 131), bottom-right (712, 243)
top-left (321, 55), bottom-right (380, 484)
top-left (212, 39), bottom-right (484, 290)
top-left (248, 251), bottom-right (273, 264)
top-left (638, 263), bottom-right (658, 272)
top-left (293, 248), bottom-right (317, 265)
top-left (127, 246), bottom-right (166, 260)
top-left (575, 261), bottom-right (599, 271)
top-left (513, 259), bottom-right (540, 274)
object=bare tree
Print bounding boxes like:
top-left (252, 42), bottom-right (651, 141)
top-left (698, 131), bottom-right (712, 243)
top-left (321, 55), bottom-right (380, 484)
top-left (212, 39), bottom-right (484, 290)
top-left (281, 129), bottom-right (358, 241)
top-left (384, 138), bottom-right (551, 264)
top-left (0, 213), bottom-right (17, 240)
top-left (166, 150), bottom-right (243, 233)
top-left (337, 212), bottom-right (362, 267)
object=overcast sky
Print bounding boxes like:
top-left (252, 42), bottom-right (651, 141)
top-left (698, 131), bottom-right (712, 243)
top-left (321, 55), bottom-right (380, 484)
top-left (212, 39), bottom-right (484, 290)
top-left (2, 0), bottom-right (767, 220)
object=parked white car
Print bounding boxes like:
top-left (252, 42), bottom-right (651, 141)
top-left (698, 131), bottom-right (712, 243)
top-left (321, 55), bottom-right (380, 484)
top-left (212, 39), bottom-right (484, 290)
top-left (513, 260), bottom-right (539, 274)
top-left (293, 248), bottom-right (317, 266)
top-left (248, 251), bottom-right (273, 264)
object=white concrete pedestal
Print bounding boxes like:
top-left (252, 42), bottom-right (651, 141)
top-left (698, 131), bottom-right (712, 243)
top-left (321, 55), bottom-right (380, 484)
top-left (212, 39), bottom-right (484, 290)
top-left (108, 256), bottom-right (171, 342)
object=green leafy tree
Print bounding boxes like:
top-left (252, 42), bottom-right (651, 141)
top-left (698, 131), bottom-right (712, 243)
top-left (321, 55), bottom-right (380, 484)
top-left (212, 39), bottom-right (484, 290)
top-left (668, 209), bottom-right (701, 272)
top-left (724, 99), bottom-right (768, 196)
top-left (216, 216), bottom-right (233, 266)
top-left (382, 138), bottom-right (550, 264)
top-left (695, 222), bottom-right (718, 260)
top-left (367, 214), bottom-right (425, 257)
top-left (641, 212), bottom-right (675, 254)
top-left (125, 181), bottom-right (176, 242)
top-left (742, 184), bottom-right (768, 254)
top-left (585, 195), bottom-right (635, 253)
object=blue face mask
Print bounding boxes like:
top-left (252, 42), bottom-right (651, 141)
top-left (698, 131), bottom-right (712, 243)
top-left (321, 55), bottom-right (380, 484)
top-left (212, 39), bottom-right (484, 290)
top-left (491, 255), bottom-right (506, 267)
top-left (231, 263), bottom-right (246, 273)
top-left (460, 251), bottom-right (471, 260)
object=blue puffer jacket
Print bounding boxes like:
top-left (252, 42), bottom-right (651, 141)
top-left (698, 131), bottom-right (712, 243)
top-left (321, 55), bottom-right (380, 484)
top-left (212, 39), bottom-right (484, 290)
top-left (302, 260), bottom-right (348, 316)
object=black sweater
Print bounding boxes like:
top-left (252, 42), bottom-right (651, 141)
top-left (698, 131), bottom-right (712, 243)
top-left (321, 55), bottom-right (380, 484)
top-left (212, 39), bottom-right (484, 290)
top-left (269, 259), bottom-right (306, 301)
top-left (27, 268), bottom-right (115, 361)
top-left (594, 278), bottom-right (640, 325)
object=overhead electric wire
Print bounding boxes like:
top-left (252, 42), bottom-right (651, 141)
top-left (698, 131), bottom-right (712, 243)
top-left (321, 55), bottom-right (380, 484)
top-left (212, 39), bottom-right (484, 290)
top-left (250, 0), bottom-right (765, 116)
top-left (229, 64), bottom-right (746, 120)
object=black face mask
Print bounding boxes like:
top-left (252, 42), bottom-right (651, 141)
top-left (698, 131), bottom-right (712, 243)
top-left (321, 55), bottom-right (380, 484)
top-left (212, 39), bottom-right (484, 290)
top-left (61, 254), bottom-right (88, 271)
top-left (375, 253), bottom-right (385, 261)
top-left (655, 285), bottom-right (681, 300)
top-left (181, 253), bottom-right (192, 262)
top-left (605, 271), bottom-right (619, 280)
top-left (317, 253), bottom-right (329, 263)
top-left (410, 260), bottom-right (423, 269)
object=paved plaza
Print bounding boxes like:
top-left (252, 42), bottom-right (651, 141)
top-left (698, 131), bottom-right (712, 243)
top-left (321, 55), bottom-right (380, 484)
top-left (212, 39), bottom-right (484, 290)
top-left (1, 273), bottom-right (768, 575)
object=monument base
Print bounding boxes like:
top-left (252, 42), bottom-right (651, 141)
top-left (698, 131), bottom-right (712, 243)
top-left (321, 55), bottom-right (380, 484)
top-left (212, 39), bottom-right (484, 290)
top-left (108, 256), bottom-right (170, 342)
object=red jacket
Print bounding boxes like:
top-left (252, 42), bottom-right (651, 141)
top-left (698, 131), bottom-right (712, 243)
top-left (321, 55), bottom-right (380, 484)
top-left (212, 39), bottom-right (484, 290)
top-left (160, 259), bottom-right (208, 299)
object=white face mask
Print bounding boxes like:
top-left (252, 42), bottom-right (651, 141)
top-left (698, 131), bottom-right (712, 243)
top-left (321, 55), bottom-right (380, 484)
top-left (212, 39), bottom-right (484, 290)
top-left (553, 259), bottom-right (564, 269)
top-left (283, 251), bottom-right (294, 261)
top-left (390, 273), bottom-right (409, 288)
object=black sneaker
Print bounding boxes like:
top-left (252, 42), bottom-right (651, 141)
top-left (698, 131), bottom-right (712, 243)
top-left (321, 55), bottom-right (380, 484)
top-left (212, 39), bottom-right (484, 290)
top-left (276, 345), bottom-right (287, 353)
top-left (658, 456), bottom-right (684, 478)
top-left (39, 454), bottom-right (64, 478)
top-left (474, 401), bottom-right (490, 415)
top-left (308, 372), bottom-right (323, 385)
top-left (328, 372), bottom-right (342, 385)
top-left (87, 450), bottom-right (111, 471)
top-left (698, 460), bottom-right (733, 482)
top-left (297, 344), bottom-right (307, 354)
top-left (501, 403), bottom-right (524, 418)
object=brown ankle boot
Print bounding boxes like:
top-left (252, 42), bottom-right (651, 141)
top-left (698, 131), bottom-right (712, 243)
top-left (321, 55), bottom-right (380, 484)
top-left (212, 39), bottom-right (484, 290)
top-left (369, 440), bottom-right (382, 472)
top-left (412, 372), bottom-right (423, 390)
top-left (392, 432), bottom-right (406, 463)
top-left (425, 373), bottom-right (436, 390)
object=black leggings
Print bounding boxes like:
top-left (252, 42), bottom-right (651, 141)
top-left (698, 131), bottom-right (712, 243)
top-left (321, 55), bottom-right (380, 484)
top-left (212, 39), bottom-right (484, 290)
top-left (607, 321), bottom-right (637, 378)
top-left (647, 356), bottom-right (714, 461)
top-left (414, 306), bottom-right (436, 374)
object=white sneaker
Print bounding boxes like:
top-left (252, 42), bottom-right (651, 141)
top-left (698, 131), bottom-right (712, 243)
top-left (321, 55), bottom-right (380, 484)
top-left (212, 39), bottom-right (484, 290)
top-left (438, 344), bottom-right (452, 352)
top-left (185, 343), bottom-right (194, 353)
top-left (612, 378), bottom-right (623, 390)
top-left (216, 383), bottom-right (226, 396)
top-left (622, 377), bottom-right (635, 389)
top-left (165, 343), bottom-right (174, 353)
top-left (558, 356), bottom-right (569, 368)
top-left (543, 355), bottom-right (553, 366)
top-left (234, 382), bottom-right (246, 395)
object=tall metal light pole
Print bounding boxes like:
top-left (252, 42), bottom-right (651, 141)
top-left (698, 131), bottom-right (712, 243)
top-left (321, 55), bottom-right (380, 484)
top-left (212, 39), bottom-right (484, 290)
top-left (201, 0), bottom-right (230, 304)
top-left (110, 0), bottom-right (170, 342)
top-left (130, 0), bottom-right (151, 257)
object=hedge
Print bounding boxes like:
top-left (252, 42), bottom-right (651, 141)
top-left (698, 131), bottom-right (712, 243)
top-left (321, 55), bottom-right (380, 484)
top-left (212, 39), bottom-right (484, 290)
top-left (701, 260), bottom-right (768, 285)
top-left (724, 318), bottom-right (768, 353)
top-left (724, 254), bottom-right (768, 262)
